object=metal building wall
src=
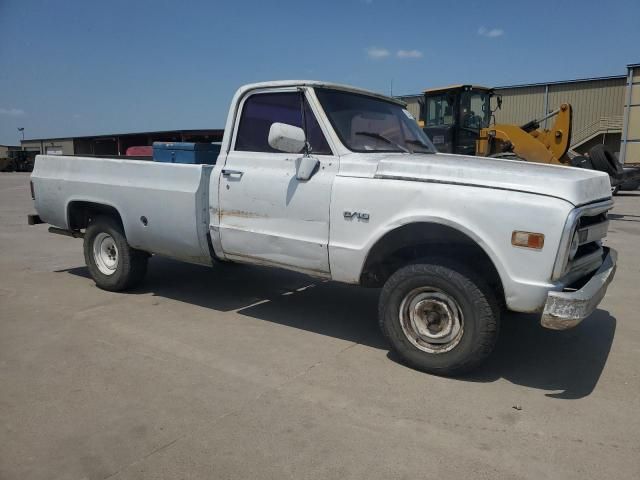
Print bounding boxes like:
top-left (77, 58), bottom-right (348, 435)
top-left (19, 140), bottom-right (43, 152)
top-left (547, 79), bottom-right (625, 141)
top-left (622, 64), bottom-right (640, 163)
top-left (404, 78), bottom-right (625, 135)
top-left (492, 86), bottom-right (546, 126)
top-left (493, 78), bottom-right (626, 149)
top-left (402, 96), bottom-right (422, 119)
top-left (20, 139), bottom-right (75, 155)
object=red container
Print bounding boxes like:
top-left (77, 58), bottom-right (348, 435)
top-left (125, 146), bottom-right (153, 157)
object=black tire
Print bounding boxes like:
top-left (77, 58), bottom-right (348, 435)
top-left (589, 145), bottom-right (623, 177)
top-left (570, 155), bottom-right (594, 170)
top-left (619, 179), bottom-right (640, 191)
top-left (489, 153), bottom-right (522, 161)
top-left (83, 216), bottom-right (148, 291)
top-left (379, 261), bottom-right (499, 376)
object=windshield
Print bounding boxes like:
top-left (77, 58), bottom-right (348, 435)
top-left (460, 91), bottom-right (491, 129)
top-left (315, 88), bottom-right (436, 154)
top-left (426, 94), bottom-right (455, 127)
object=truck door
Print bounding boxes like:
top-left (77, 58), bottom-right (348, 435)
top-left (217, 88), bottom-right (338, 276)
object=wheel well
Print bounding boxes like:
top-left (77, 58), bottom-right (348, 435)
top-left (360, 222), bottom-right (504, 298)
top-left (67, 201), bottom-right (123, 231)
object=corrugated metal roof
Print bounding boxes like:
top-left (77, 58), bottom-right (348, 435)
top-left (423, 84), bottom-right (492, 93)
top-left (397, 73), bottom-right (627, 98)
top-left (494, 74), bottom-right (626, 90)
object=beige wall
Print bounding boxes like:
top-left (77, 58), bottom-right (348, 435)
top-left (493, 85), bottom-right (546, 126)
top-left (628, 108), bottom-right (640, 137)
top-left (625, 142), bottom-right (640, 163)
top-left (548, 79), bottom-right (625, 137)
top-left (20, 140), bottom-right (42, 152)
top-left (494, 78), bottom-right (626, 148)
top-left (403, 97), bottom-right (421, 120)
top-left (621, 65), bottom-right (640, 163)
top-left (20, 139), bottom-right (75, 155)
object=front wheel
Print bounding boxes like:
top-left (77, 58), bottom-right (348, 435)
top-left (379, 262), bottom-right (499, 376)
top-left (83, 216), bottom-right (148, 291)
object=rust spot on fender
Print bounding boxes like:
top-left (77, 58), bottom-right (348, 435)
top-left (220, 209), bottom-right (266, 219)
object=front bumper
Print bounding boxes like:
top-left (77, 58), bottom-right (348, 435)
top-left (541, 247), bottom-right (617, 330)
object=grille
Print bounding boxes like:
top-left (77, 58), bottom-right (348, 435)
top-left (567, 212), bottom-right (608, 273)
top-left (552, 200), bottom-right (612, 281)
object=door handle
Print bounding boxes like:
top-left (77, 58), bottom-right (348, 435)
top-left (221, 169), bottom-right (244, 178)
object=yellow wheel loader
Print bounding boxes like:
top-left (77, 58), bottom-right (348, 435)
top-left (417, 85), bottom-right (639, 191)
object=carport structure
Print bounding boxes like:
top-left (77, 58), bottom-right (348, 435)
top-left (21, 129), bottom-right (224, 156)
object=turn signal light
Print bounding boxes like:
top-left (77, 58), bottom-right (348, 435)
top-left (511, 231), bottom-right (545, 249)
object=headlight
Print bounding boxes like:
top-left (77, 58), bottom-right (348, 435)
top-left (568, 229), bottom-right (580, 260)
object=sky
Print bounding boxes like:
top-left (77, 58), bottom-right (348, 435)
top-left (1, 0), bottom-right (639, 145)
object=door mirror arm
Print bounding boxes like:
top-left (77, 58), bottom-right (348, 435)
top-left (295, 156), bottom-right (319, 181)
top-left (298, 87), bottom-right (311, 157)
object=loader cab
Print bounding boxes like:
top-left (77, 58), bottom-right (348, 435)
top-left (420, 85), bottom-right (494, 155)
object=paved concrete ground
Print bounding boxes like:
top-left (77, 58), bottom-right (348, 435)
top-left (1, 172), bottom-right (639, 479)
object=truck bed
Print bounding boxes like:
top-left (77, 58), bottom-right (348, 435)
top-left (31, 155), bottom-right (214, 265)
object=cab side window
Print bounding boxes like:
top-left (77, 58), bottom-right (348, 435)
top-left (235, 92), bottom-right (332, 155)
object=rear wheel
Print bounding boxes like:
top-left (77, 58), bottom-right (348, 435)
top-left (83, 216), bottom-right (148, 291)
top-left (379, 261), bottom-right (499, 376)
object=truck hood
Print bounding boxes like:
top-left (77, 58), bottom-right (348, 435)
top-left (373, 153), bottom-right (612, 206)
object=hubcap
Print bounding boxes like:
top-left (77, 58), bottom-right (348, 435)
top-left (399, 287), bottom-right (464, 353)
top-left (93, 232), bottom-right (118, 275)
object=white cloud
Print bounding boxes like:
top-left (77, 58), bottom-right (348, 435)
top-left (366, 47), bottom-right (390, 59)
top-left (397, 49), bottom-right (423, 59)
top-left (0, 107), bottom-right (25, 116)
top-left (478, 26), bottom-right (504, 38)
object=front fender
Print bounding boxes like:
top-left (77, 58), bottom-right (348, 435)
top-left (329, 176), bottom-right (573, 312)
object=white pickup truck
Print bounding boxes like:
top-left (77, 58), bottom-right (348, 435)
top-left (29, 80), bottom-right (617, 375)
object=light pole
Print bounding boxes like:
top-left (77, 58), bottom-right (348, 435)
top-left (17, 127), bottom-right (25, 142)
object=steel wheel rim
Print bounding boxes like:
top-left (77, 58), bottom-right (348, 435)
top-left (93, 232), bottom-right (118, 276)
top-left (399, 287), bottom-right (464, 353)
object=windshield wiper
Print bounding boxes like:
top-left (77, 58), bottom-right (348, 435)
top-left (405, 139), bottom-right (435, 153)
top-left (355, 131), bottom-right (409, 153)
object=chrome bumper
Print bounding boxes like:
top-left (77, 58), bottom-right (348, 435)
top-left (541, 247), bottom-right (617, 330)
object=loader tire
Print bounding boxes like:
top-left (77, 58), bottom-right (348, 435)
top-left (589, 145), bottom-right (623, 177)
top-left (619, 179), bottom-right (640, 191)
top-left (570, 155), bottom-right (594, 170)
top-left (379, 261), bottom-right (500, 376)
top-left (84, 216), bottom-right (148, 292)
